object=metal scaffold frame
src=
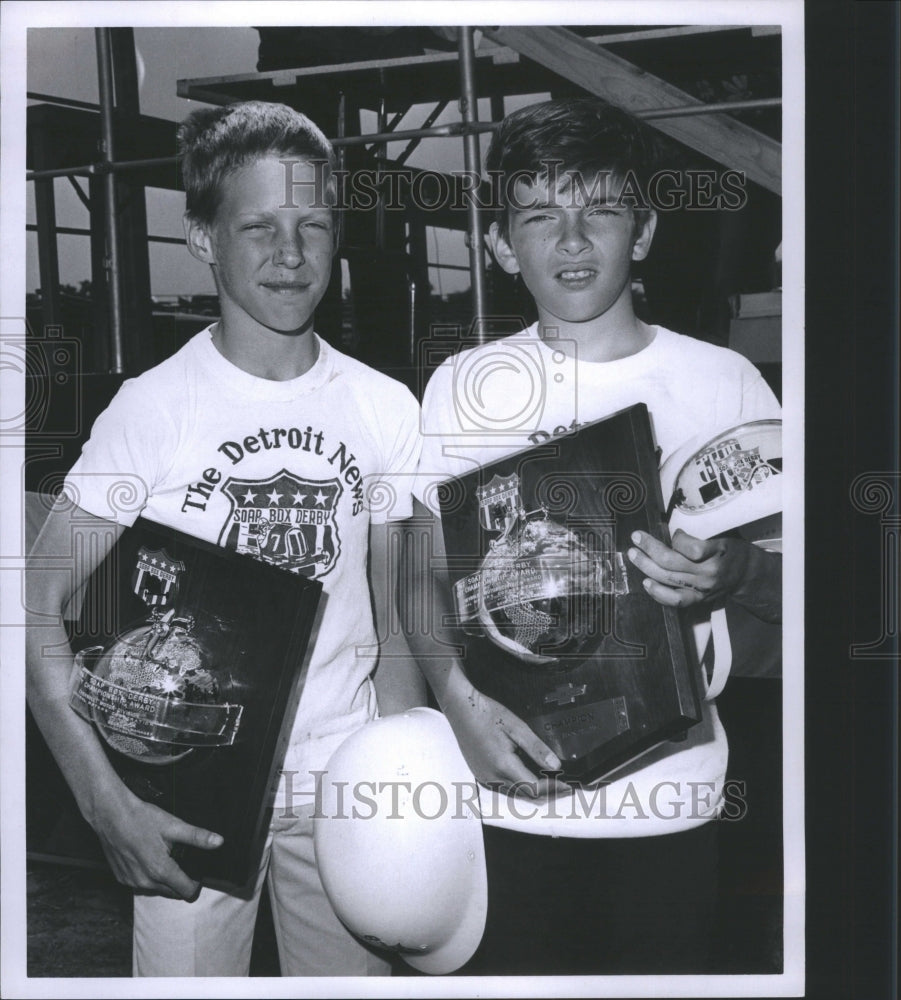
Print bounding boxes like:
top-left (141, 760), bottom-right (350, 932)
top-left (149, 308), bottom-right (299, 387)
top-left (27, 25), bottom-right (782, 372)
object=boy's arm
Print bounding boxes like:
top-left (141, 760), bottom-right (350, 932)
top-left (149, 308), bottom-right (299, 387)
top-left (627, 529), bottom-right (782, 623)
top-left (26, 500), bottom-right (224, 899)
top-left (400, 500), bottom-right (562, 793)
top-left (369, 520), bottom-right (427, 714)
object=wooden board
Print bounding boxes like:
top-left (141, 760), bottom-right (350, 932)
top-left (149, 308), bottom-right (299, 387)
top-left (483, 25), bottom-right (782, 195)
top-left (439, 404), bottom-right (701, 785)
top-left (60, 517), bottom-right (322, 892)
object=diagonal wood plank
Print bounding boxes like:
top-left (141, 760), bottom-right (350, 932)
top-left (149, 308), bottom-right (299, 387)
top-left (482, 25), bottom-right (781, 196)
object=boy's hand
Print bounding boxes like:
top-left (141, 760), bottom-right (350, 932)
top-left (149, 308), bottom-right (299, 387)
top-left (627, 529), bottom-right (781, 622)
top-left (92, 787), bottom-right (223, 900)
top-left (442, 685), bottom-right (565, 797)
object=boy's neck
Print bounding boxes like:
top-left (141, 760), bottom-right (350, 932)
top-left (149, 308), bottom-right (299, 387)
top-left (211, 321), bottom-right (320, 380)
top-left (535, 299), bottom-right (654, 363)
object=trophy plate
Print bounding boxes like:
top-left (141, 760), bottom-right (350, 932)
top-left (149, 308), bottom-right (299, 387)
top-left (63, 517), bottom-right (322, 892)
top-left (438, 404), bottom-right (701, 785)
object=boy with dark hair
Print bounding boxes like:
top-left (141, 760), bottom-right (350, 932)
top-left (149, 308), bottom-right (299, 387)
top-left (26, 100), bottom-right (422, 977)
top-left (410, 96), bottom-right (782, 973)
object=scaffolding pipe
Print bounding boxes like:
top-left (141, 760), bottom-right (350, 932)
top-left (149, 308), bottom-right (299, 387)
top-left (395, 100), bottom-right (450, 167)
top-left (25, 97), bottom-right (784, 182)
top-left (376, 92), bottom-right (387, 251)
top-left (457, 27), bottom-right (488, 335)
top-left (336, 91), bottom-right (347, 249)
top-left (95, 28), bottom-right (125, 373)
top-left (639, 97), bottom-right (782, 119)
top-left (408, 279), bottom-right (417, 368)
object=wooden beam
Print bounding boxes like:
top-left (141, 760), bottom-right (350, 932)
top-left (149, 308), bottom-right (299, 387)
top-left (177, 45), bottom-right (509, 95)
top-left (585, 25), bottom-right (762, 45)
top-left (482, 26), bottom-right (781, 196)
top-left (478, 24), bottom-right (759, 49)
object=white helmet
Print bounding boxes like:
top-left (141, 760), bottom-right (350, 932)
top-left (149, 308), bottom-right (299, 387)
top-left (313, 708), bottom-right (487, 975)
top-left (660, 419), bottom-right (782, 549)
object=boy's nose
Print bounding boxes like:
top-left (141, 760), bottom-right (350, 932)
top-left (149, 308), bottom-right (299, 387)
top-left (556, 218), bottom-right (591, 255)
top-left (273, 239), bottom-right (305, 267)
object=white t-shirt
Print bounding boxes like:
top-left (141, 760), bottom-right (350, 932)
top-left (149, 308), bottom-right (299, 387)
top-left (417, 323), bottom-right (781, 837)
top-left (67, 328), bottom-right (421, 797)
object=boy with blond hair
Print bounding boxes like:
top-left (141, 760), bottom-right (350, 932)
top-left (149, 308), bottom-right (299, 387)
top-left (27, 100), bottom-right (423, 977)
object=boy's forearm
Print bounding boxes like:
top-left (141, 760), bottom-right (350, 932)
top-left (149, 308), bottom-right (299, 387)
top-left (27, 580), bottom-right (228, 899)
top-left (729, 544), bottom-right (782, 624)
top-left (398, 532), bottom-right (473, 711)
top-left (402, 605), bottom-right (473, 712)
top-left (384, 508), bottom-right (473, 712)
top-left (26, 617), bottom-right (129, 826)
top-left (628, 529), bottom-right (782, 623)
top-left (25, 505), bottom-right (132, 827)
top-left (372, 630), bottom-right (427, 714)
top-left (399, 504), bottom-right (563, 784)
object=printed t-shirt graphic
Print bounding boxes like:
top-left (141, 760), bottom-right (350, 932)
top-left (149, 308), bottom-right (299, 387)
top-left (220, 470), bottom-right (343, 578)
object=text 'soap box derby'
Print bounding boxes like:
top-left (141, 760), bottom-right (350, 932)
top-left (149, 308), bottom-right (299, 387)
top-left (438, 403), bottom-right (701, 786)
top-left (67, 517), bottom-right (322, 893)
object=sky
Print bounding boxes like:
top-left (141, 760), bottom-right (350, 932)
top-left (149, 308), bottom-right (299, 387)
top-left (27, 27), bottom-right (257, 296)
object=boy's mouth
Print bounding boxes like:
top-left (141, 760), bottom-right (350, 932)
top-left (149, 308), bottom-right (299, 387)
top-left (556, 268), bottom-right (597, 287)
top-left (262, 282), bottom-right (310, 295)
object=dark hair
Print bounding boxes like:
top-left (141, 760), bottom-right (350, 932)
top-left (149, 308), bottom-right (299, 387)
top-left (178, 101), bottom-right (335, 226)
top-left (485, 97), bottom-right (657, 237)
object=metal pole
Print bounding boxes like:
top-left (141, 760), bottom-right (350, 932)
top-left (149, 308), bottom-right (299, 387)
top-left (33, 154), bottom-right (61, 329)
top-left (457, 26), bottom-right (487, 335)
top-left (336, 91), bottom-right (347, 250)
top-left (395, 100), bottom-right (450, 167)
top-left (95, 28), bottom-right (125, 373)
top-left (375, 90), bottom-right (387, 252)
top-left (408, 278), bottom-right (417, 369)
top-left (638, 97), bottom-right (783, 119)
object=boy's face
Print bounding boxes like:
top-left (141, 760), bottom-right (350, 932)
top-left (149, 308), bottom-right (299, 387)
top-left (185, 155), bottom-right (335, 337)
top-left (489, 170), bottom-right (656, 328)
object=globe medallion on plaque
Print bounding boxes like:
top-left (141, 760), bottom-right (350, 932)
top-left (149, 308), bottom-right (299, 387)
top-left (439, 404), bottom-right (702, 786)
top-left (453, 474), bottom-right (629, 666)
top-left (70, 546), bottom-right (243, 765)
top-left (72, 615), bottom-right (243, 766)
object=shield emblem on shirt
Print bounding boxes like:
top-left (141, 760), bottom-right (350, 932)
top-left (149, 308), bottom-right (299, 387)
top-left (220, 470), bottom-right (343, 579)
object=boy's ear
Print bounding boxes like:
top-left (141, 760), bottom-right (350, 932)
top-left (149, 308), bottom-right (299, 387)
top-left (631, 209), bottom-right (658, 262)
top-left (487, 221), bottom-right (521, 276)
top-left (184, 215), bottom-right (216, 265)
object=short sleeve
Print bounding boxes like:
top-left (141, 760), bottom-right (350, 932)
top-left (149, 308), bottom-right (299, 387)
top-left (63, 379), bottom-right (174, 526)
top-left (413, 359), bottom-right (491, 516)
top-left (733, 360), bottom-right (782, 424)
top-left (365, 383), bottom-right (423, 524)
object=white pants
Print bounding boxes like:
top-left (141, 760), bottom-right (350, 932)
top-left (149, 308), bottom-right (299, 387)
top-left (132, 804), bottom-right (392, 977)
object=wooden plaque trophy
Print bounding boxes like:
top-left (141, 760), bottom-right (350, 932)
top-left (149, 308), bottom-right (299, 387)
top-left (65, 517), bottom-right (322, 892)
top-left (438, 404), bottom-right (702, 785)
